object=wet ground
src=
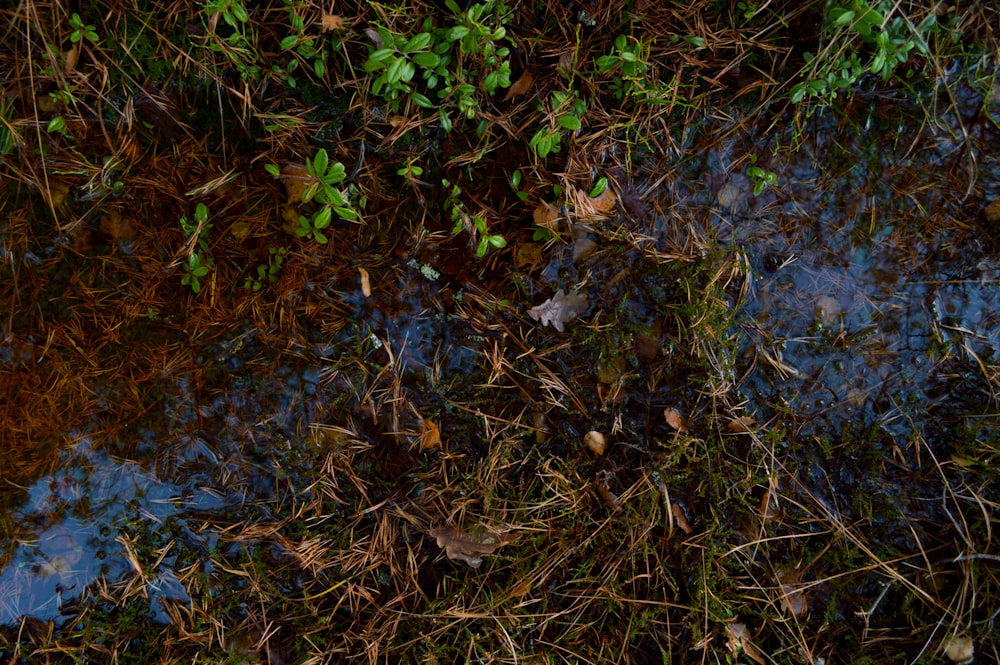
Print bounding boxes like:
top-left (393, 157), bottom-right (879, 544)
top-left (3, 74), bottom-right (999, 660)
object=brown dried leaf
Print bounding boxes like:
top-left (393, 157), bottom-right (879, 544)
top-left (100, 210), bottom-right (136, 241)
top-left (429, 526), bottom-right (513, 569)
top-left (663, 407), bottom-right (687, 432)
top-left (758, 486), bottom-right (780, 520)
top-left (726, 416), bottom-right (757, 433)
top-left (359, 267), bottom-right (371, 298)
top-left (985, 198), bottom-right (1000, 224)
top-left (725, 622), bottom-right (766, 665)
top-left (321, 14), bottom-right (345, 31)
top-left (583, 430), bottom-right (606, 455)
top-left (532, 201), bottom-right (561, 232)
top-left (777, 570), bottom-right (809, 617)
top-left (281, 163), bottom-right (311, 203)
top-left (943, 635), bottom-right (974, 664)
top-left (671, 502), bottom-right (693, 534)
top-left (528, 289), bottom-right (588, 332)
top-left (504, 69), bottom-right (534, 101)
top-left (568, 185), bottom-right (617, 223)
top-left (419, 417), bottom-right (441, 450)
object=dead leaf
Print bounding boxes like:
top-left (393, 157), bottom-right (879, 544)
top-left (568, 185), bottom-right (616, 223)
top-left (758, 486), bottom-right (780, 520)
top-left (365, 28), bottom-right (384, 48)
top-left (528, 289), bottom-right (589, 332)
top-left (514, 242), bottom-right (543, 270)
top-left (532, 201), bottom-right (561, 232)
top-left (777, 569), bottom-right (808, 617)
top-left (429, 526), bottom-right (514, 568)
top-left (725, 622), bottom-right (766, 665)
top-left (359, 267), bottom-right (371, 297)
top-left (230, 220), bottom-right (251, 241)
top-left (419, 417), bottom-right (441, 450)
top-left (583, 430), bottom-right (606, 455)
top-left (671, 502), bottom-right (693, 534)
top-left (595, 472), bottom-right (620, 511)
top-left (100, 210), bottom-right (136, 241)
top-left (504, 69), bottom-right (534, 101)
top-left (663, 408), bottom-right (687, 432)
top-left (321, 14), bottom-right (345, 31)
top-left (726, 416), bottom-right (757, 433)
top-left (942, 634), bottom-right (974, 664)
top-left (281, 163), bottom-right (311, 203)
top-left (985, 198), bottom-right (1000, 224)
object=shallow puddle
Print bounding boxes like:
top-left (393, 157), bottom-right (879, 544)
top-left (2, 71), bottom-right (999, 661)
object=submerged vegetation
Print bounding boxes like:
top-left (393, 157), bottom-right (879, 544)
top-left (1, 0), bottom-right (999, 663)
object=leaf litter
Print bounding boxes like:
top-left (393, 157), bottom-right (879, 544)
top-left (428, 526), bottom-right (515, 568)
top-left (528, 289), bottom-right (589, 332)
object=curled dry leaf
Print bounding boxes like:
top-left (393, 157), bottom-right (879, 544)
top-left (528, 289), bottom-right (589, 332)
top-left (358, 267), bottom-right (371, 298)
top-left (758, 486), bottom-right (780, 520)
top-left (583, 430), bottom-right (606, 455)
top-left (419, 417), bottom-right (441, 450)
top-left (321, 14), bottom-right (345, 31)
top-left (725, 622), bottom-right (766, 665)
top-left (943, 635), bottom-right (974, 664)
top-left (429, 526), bottom-right (514, 569)
top-left (532, 201), bottom-right (561, 232)
top-left (777, 569), bottom-right (809, 617)
top-left (504, 69), bottom-right (534, 101)
top-left (726, 416), bottom-right (758, 433)
top-left (671, 501), bottom-right (693, 534)
top-left (663, 407), bottom-right (687, 432)
top-left (568, 185), bottom-right (616, 223)
top-left (281, 163), bottom-right (310, 203)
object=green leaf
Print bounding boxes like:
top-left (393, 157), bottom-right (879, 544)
top-left (280, 34), bottom-right (299, 50)
top-left (46, 116), bottom-right (66, 134)
top-left (448, 26), bottom-right (470, 41)
top-left (313, 229), bottom-right (328, 244)
top-left (314, 58), bottom-right (325, 78)
top-left (386, 56), bottom-right (406, 84)
top-left (412, 51), bottom-right (441, 69)
top-left (314, 206), bottom-right (332, 229)
top-left (195, 202), bottom-right (209, 223)
top-left (556, 114), bottom-right (581, 131)
top-left (589, 177), bottom-right (608, 198)
top-left (403, 32), bottom-right (432, 53)
top-left (411, 92), bottom-right (433, 108)
top-left (335, 206), bottom-right (357, 221)
top-left (313, 149), bottom-right (329, 177)
top-left (488, 235), bottom-right (506, 249)
top-left (264, 163), bottom-right (281, 177)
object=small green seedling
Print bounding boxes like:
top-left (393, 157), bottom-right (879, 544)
top-left (746, 159), bottom-right (778, 196)
top-left (180, 202), bottom-right (213, 293)
top-left (68, 13), bottom-right (99, 43)
top-left (244, 246), bottom-right (286, 291)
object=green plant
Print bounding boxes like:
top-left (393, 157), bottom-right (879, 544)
top-left (397, 159), bottom-right (424, 183)
top-left (180, 202), bottom-right (213, 293)
top-left (444, 179), bottom-right (506, 257)
top-left (789, 0), bottom-right (938, 104)
top-left (529, 89), bottom-right (586, 159)
top-left (244, 246), bottom-right (286, 291)
top-left (199, 0), bottom-right (262, 81)
top-left (362, 0), bottom-right (511, 131)
top-left (746, 157), bottom-right (777, 196)
top-left (276, 0), bottom-right (330, 86)
top-left (509, 169), bottom-right (528, 201)
top-left (267, 149), bottom-right (357, 245)
top-left (68, 13), bottom-right (98, 44)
